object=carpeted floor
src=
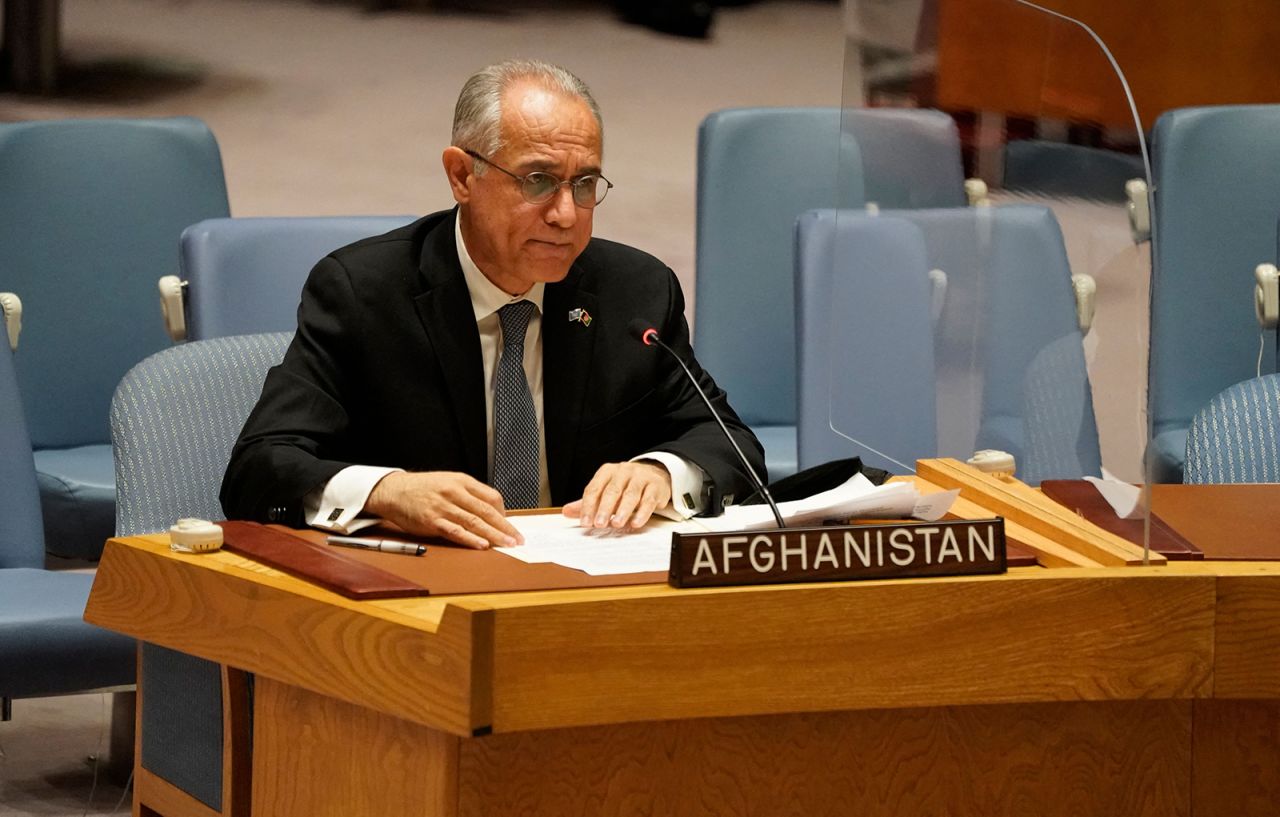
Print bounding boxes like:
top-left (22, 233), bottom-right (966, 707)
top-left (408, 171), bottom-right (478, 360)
top-left (0, 695), bottom-right (132, 816)
top-left (0, 3), bottom-right (843, 814)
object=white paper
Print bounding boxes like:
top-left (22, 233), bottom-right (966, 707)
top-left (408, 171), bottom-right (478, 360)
top-left (1084, 475), bottom-right (1143, 520)
top-left (911, 488), bottom-right (960, 522)
top-left (498, 513), bottom-right (678, 575)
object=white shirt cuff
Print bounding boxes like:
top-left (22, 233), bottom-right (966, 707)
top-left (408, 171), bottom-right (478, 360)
top-left (630, 451), bottom-right (708, 520)
top-left (304, 465), bottom-right (403, 533)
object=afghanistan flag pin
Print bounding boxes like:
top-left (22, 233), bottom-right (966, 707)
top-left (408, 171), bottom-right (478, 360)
top-left (568, 307), bottom-right (592, 326)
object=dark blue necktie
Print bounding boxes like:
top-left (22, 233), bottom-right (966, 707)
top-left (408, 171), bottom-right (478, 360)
top-left (493, 301), bottom-right (539, 509)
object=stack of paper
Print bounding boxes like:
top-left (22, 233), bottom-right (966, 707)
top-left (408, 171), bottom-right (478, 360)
top-left (498, 513), bottom-right (679, 575)
top-left (497, 473), bottom-right (959, 576)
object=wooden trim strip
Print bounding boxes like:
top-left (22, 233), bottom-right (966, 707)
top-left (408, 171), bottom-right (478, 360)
top-left (136, 767), bottom-right (223, 817)
top-left (916, 458), bottom-right (1164, 566)
top-left (910, 475), bottom-right (1102, 568)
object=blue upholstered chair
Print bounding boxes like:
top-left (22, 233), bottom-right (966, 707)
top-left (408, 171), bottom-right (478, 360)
top-left (112, 333), bottom-right (292, 817)
top-left (1148, 105), bottom-right (1280, 483)
top-left (0, 341), bottom-right (135, 742)
top-left (167, 216), bottom-right (415, 341)
top-left (1184, 374), bottom-right (1280, 484)
top-left (693, 107), bottom-right (966, 482)
top-left (0, 117), bottom-right (230, 560)
top-left (796, 206), bottom-right (1101, 484)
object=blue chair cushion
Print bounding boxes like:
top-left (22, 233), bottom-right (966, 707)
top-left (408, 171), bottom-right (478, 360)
top-left (34, 445), bottom-right (116, 561)
top-left (0, 568), bottom-right (135, 698)
top-left (751, 424), bottom-right (797, 484)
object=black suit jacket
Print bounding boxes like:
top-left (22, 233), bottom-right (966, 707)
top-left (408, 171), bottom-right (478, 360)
top-left (220, 209), bottom-right (764, 525)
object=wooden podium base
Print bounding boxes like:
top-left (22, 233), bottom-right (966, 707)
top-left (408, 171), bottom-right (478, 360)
top-left (252, 678), bottom-right (1280, 817)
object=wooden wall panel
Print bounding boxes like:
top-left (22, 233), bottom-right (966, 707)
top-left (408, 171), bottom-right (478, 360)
top-left (936, 0), bottom-right (1280, 127)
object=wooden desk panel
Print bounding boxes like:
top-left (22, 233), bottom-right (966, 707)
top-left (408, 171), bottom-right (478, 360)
top-left (1151, 484), bottom-right (1280, 561)
top-left (1213, 575), bottom-right (1280, 698)
top-left (86, 537), bottom-right (1216, 734)
top-left (250, 680), bottom-right (1194, 817)
top-left (1192, 700), bottom-right (1280, 817)
top-left (456, 701), bottom-right (1191, 817)
top-left (487, 570), bottom-right (1213, 731)
top-left (86, 534), bottom-right (490, 735)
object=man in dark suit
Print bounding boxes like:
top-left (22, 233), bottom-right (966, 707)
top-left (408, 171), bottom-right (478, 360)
top-left (221, 59), bottom-right (763, 549)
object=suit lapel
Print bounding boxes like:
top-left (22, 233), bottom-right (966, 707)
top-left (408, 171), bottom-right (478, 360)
top-left (412, 215), bottom-right (488, 481)
top-left (543, 278), bottom-right (599, 501)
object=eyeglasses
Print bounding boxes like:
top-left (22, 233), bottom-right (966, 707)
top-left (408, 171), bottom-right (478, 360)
top-left (464, 149), bottom-right (613, 208)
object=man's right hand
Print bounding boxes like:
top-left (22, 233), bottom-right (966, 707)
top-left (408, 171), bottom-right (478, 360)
top-left (365, 471), bottom-right (522, 549)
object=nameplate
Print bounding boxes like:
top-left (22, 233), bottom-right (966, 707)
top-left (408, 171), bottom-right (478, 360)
top-left (668, 518), bottom-right (1007, 589)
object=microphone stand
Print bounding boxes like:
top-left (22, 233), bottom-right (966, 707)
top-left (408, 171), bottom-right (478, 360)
top-left (635, 324), bottom-right (786, 529)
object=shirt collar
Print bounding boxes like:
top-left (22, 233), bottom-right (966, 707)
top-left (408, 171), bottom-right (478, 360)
top-left (455, 213), bottom-right (545, 323)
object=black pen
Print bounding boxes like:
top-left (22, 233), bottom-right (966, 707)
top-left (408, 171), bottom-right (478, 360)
top-left (326, 535), bottom-right (425, 557)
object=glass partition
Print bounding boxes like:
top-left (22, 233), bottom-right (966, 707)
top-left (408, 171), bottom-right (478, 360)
top-left (807, 0), bottom-right (1154, 555)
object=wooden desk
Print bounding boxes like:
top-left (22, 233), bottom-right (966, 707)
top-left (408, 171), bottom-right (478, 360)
top-left (86, 533), bottom-right (1280, 816)
top-left (936, 0), bottom-right (1280, 129)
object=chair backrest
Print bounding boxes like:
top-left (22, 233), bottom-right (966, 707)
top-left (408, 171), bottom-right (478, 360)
top-left (0, 344), bottom-right (45, 569)
top-left (111, 333), bottom-right (292, 536)
top-left (1149, 105), bottom-right (1280, 481)
top-left (693, 107), bottom-right (965, 428)
top-left (111, 334), bottom-right (286, 815)
top-left (795, 210), bottom-right (937, 473)
top-left (0, 117), bottom-right (230, 449)
top-left (1003, 140), bottom-right (1146, 203)
top-left (1184, 373), bottom-right (1280, 484)
top-left (179, 216), bottom-right (415, 339)
top-left (797, 206), bottom-right (1101, 483)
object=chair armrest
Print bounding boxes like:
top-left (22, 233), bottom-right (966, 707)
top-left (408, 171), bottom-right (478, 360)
top-left (158, 276), bottom-right (188, 342)
top-left (1126, 178), bottom-right (1151, 243)
top-left (964, 178), bottom-right (991, 207)
top-left (1071, 274), bottom-right (1096, 335)
top-left (0, 292), bottom-right (22, 351)
top-left (1256, 263), bottom-right (1279, 330)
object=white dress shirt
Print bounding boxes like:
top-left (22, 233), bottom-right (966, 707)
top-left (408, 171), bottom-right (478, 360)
top-left (305, 217), bottom-right (707, 533)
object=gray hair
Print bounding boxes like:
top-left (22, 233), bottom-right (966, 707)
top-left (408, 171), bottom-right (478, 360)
top-left (452, 59), bottom-right (603, 164)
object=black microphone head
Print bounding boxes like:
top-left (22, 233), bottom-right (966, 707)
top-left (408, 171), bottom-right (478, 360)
top-left (628, 318), bottom-right (658, 346)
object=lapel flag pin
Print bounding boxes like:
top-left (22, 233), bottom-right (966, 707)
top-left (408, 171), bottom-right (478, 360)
top-left (568, 308), bottom-right (592, 327)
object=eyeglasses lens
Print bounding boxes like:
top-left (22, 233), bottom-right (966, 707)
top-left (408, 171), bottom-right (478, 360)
top-left (521, 173), bottom-right (560, 204)
top-left (520, 172), bottom-right (607, 208)
top-left (572, 176), bottom-right (604, 207)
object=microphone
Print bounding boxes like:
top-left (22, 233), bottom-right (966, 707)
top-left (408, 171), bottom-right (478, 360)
top-left (628, 319), bottom-right (785, 528)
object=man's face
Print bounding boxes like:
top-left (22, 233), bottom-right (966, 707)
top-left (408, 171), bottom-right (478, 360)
top-left (455, 80), bottom-right (602, 295)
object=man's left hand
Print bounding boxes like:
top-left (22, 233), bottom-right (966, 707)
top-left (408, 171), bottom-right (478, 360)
top-left (563, 461), bottom-right (672, 530)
